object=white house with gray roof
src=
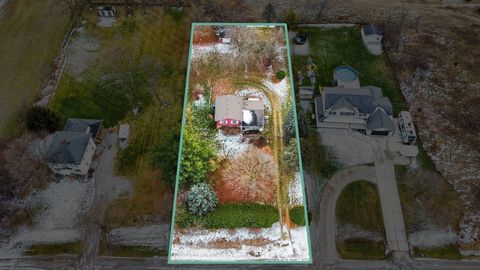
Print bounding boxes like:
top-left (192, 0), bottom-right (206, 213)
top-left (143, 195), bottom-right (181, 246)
top-left (45, 118), bottom-right (102, 175)
top-left (315, 86), bottom-right (394, 136)
top-left (45, 131), bottom-right (96, 175)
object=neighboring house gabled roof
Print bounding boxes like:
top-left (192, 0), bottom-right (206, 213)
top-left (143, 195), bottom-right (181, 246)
top-left (214, 95), bottom-right (243, 121)
top-left (362, 24), bottom-right (383, 36)
top-left (330, 97), bottom-right (357, 112)
top-left (367, 108), bottom-right (394, 130)
top-left (323, 87), bottom-right (392, 115)
top-left (64, 118), bottom-right (103, 138)
top-left (45, 131), bottom-right (91, 165)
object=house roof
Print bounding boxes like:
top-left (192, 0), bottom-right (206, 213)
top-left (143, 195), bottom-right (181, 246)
top-left (64, 118), bottom-right (103, 138)
top-left (323, 86), bottom-right (392, 115)
top-left (214, 95), bottom-right (243, 121)
top-left (46, 131), bottom-right (91, 165)
top-left (367, 108), bottom-right (394, 130)
top-left (119, 124), bottom-right (130, 139)
top-left (330, 97), bottom-right (356, 112)
top-left (243, 99), bottom-right (264, 110)
top-left (363, 24), bottom-right (383, 36)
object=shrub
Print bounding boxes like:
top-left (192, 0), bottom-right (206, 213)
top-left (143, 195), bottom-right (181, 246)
top-left (186, 183), bottom-right (218, 216)
top-left (283, 138), bottom-right (299, 170)
top-left (276, 70), bottom-right (286, 81)
top-left (176, 203), bottom-right (279, 229)
top-left (290, 206), bottom-right (306, 226)
top-left (25, 106), bottom-right (60, 133)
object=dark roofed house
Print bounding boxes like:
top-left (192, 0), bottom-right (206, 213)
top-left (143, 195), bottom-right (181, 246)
top-left (315, 84), bottom-right (394, 136)
top-left (64, 119), bottom-right (103, 138)
top-left (46, 131), bottom-right (96, 175)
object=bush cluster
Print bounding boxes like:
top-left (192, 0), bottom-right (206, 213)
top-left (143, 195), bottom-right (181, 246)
top-left (276, 70), bottom-right (286, 81)
top-left (290, 206), bottom-right (307, 226)
top-left (176, 203), bottom-right (279, 229)
top-left (186, 183), bottom-right (218, 216)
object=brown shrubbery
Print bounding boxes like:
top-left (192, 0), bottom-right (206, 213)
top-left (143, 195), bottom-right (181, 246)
top-left (214, 149), bottom-right (277, 204)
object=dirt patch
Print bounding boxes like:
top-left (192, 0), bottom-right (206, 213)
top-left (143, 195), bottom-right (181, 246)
top-left (212, 79), bottom-right (235, 100)
top-left (193, 25), bottom-right (217, 45)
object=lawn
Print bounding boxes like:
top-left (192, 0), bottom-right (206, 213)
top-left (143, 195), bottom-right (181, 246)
top-left (336, 180), bottom-right (385, 234)
top-left (336, 180), bottom-right (386, 259)
top-left (24, 242), bottom-right (81, 256)
top-left (291, 26), bottom-right (407, 114)
top-left (49, 7), bottom-right (190, 228)
top-left (337, 238), bottom-right (385, 260)
top-left (0, 0), bottom-right (71, 138)
top-left (413, 244), bottom-right (462, 260)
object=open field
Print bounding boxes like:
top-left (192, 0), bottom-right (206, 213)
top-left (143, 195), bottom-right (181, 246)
top-left (0, 0), bottom-right (70, 138)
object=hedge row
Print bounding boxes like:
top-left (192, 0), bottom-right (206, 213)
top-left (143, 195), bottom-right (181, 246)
top-left (176, 203), bottom-right (279, 229)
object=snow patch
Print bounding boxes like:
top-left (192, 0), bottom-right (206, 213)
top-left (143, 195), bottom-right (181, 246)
top-left (171, 223), bottom-right (309, 262)
top-left (409, 228), bottom-right (458, 248)
top-left (289, 172), bottom-right (304, 206)
top-left (0, 178), bottom-right (94, 258)
top-left (216, 131), bottom-right (250, 158)
top-left (263, 78), bottom-right (290, 103)
top-left (192, 43), bottom-right (232, 58)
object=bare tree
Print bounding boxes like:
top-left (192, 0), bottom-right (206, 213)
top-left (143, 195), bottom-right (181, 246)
top-left (317, 0), bottom-right (329, 19)
top-left (216, 149), bottom-right (277, 204)
top-left (2, 133), bottom-right (53, 198)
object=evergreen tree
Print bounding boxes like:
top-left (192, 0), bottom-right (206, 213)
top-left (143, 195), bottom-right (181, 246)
top-left (25, 106), bottom-right (60, 133)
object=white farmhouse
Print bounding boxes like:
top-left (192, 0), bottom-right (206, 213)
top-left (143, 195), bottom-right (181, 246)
top-left (45, 131), bottom-right (96, 176)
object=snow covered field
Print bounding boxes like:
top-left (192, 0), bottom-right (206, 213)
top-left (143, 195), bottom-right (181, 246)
top-left (0, 178), bottom-right (94, 258)
top-left (170, 223), bottom-right (310, 262)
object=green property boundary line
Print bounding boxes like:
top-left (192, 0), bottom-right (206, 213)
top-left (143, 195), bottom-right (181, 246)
top-left (168, 22), bottom-right (313, 265)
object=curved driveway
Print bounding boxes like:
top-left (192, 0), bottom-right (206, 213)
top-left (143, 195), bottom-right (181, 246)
top-left (318, 166), bottom-right (377, 263)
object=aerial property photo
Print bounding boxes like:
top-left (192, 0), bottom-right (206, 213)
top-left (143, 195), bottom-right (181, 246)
top-left (168, 23), bottom-right (311, 263)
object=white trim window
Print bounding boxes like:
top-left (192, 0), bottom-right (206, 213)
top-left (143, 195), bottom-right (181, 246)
top-left (231, 120), bottom-right (239, 125)
top-left (220, 120), bottom-right (227, 124)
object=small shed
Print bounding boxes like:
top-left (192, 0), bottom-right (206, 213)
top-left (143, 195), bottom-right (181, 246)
top-left (361, 24), bottom-right (383, 55)
top-left (98, 6), bottom-right (116, 17)
top-left (299, 86), bottom-right (314, 100)
top-left (119, 124), bottom-right (130, 141)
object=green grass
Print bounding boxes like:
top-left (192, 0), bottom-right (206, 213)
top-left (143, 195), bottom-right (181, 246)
top-left (101, 244), bottom-right (168, 257)
top-left (291, 26), bottom-right (407, 114)
top-left (413, 244), bottom-right (462, 260)
top-left (0, 0), bottom-right (70, 137)
top-left (337, 238), bottom-right (386, 260)
top-left (336, 180), bottom-right (385, 234)
top-left (24, 242), bottom-right (81, 256)
top-left (176, 203), bottom-right (279, 229)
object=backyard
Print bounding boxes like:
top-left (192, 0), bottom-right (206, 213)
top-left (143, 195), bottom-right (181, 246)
top-left (169, 24), bottom-right (310, 263)
top-left (47, 7), bottom-right (190, 254)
